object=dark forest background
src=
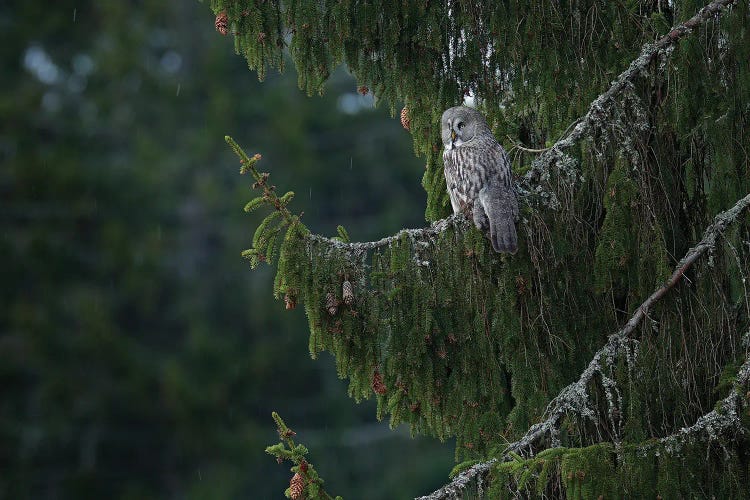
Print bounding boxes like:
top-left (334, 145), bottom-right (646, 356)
top-left (0, 2), bottom-right (454, 498)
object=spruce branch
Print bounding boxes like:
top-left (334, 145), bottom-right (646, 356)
top-left (416, 191), bottom-right (750, 500)
top-left (266, 412), bottom-right (342, 500)
top-left (506, 136), bottom-right (551, 154)
top-left (226, 135), bottom-right (305, 267)
top-left (227, 135), bottom-right (297, 223)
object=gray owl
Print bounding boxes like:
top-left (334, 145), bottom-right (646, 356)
top-left (441, 106), bottom-right (518, 254)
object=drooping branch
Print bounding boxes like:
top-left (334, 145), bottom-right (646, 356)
top-left (416, 191), bottom-right (750, 500)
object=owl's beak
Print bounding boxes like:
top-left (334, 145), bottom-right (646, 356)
top-left (450, 130), bottom-right (457, 141)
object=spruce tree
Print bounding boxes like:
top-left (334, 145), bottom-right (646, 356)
top-left (204, 0), bottom-right (750, 497)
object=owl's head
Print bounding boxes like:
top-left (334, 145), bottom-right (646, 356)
top-left (441, 106), bottom-right (490, 150)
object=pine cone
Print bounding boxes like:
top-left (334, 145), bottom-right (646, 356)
top-left (284, 293), bottom-right (297, 310)
top-left (289, 472), bottom-right (305, 500)
top-left (215, 11), bottom-right (228, 35)
top-left (372, 370), bottom-right (387, 395)
top-left (342, 280), bottom-right (354, 306)
top-left (325, 292), bottom-right (338, 316)
top-left (400, 107), bottom-right (411, 131)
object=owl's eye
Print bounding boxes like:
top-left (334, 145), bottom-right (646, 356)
top-left (457, 122), bottom-right (465, 130)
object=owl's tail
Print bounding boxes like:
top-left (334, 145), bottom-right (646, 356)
top-left (479, 185), bottom-right (518, 254)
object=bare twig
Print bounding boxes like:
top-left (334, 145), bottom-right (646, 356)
top-left (507, 135), bottom-right (552, 154)
top-left (506, 118), bottom-right (583, 155)
top-left (416, 192), bottom-right (750, 500)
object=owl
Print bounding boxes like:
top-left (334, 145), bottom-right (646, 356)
top-left (441, 106), bottom-right (518, 254)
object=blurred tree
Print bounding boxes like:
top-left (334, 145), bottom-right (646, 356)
top-left (0, 1), bottom-right (451, 499)
top-left (209, 0), bottom-right (750, 498)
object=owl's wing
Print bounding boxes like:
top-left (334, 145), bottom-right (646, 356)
top-left (478, 143), bottom-right (518, 253)
top-left (478, 183), bottom-right (518, 253)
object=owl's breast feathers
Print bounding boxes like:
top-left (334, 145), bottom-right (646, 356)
top-left (443, 140), bottom-right (511, 209)
top-left (443, 147), bottom-right (474, 213)
top-left (443, 138), bottom-right (518, 253)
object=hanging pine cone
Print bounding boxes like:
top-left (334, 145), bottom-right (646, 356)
top-left (400, 107), bottom-right (411, 131)
top-left (357, 85), bottom-right (369, 95)
top-left (325, 292), bottom-right (338, 316)
top-left (371, 370), bottom-right (387, 395)
top-left (342, 280), bottom-right (354, 306)
top-left (284, 292), bottom-right (297, 310)
top-left (215, 11), bottom-right (228, 35)
top-left (289, 472), bottom-right (305, 500)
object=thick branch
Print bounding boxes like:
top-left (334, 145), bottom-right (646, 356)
top-left (523, 0), bottom-right (736, 185)
top-left (416, 192), bottom-right (750, 500)
top-left (304, 213), bottom-right (471, 252)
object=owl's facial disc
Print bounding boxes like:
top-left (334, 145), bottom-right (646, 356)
top-left (448, 120), bottom-right (465, 149)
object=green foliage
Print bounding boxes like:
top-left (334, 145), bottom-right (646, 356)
top-left (207, 0), bottom-right (672, 220)
top-left (334, 225), bottom-right (350, 243)
top-left (594, 156), bottom-right (638, 293)
top-left (227, 131), bottom-right (620, 460)
top-left (448, 460), bottom-right (481, 479)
